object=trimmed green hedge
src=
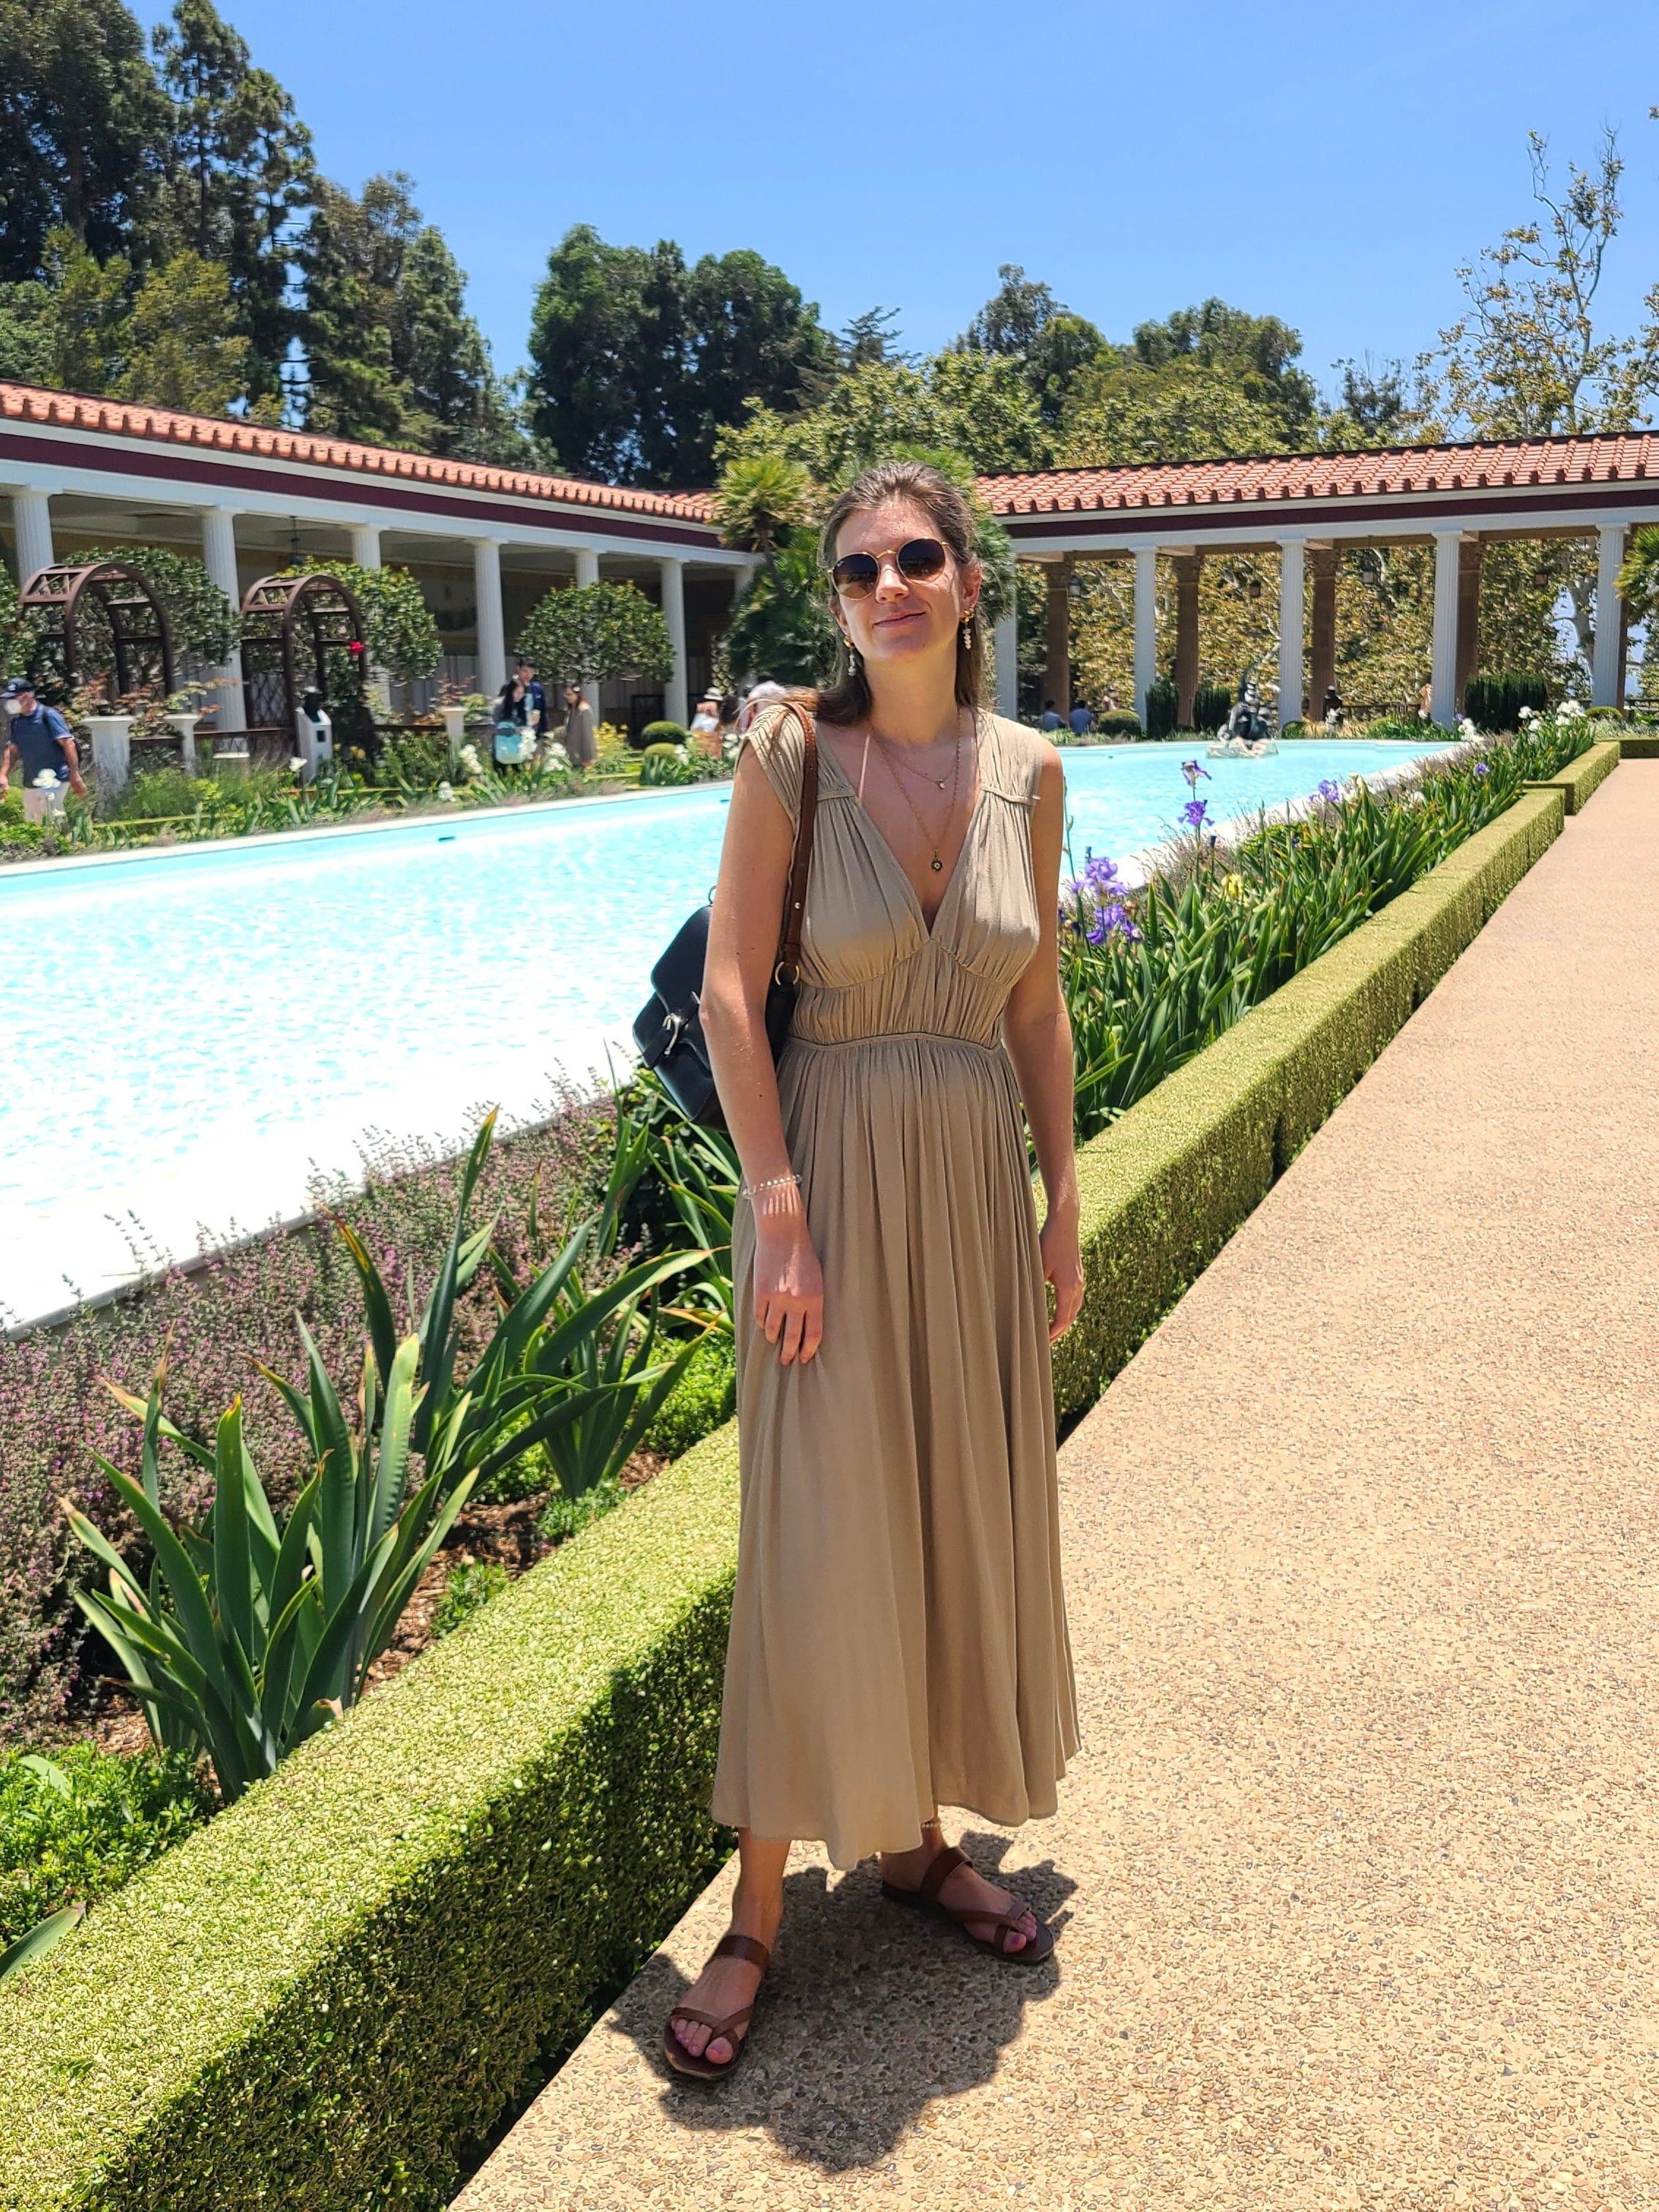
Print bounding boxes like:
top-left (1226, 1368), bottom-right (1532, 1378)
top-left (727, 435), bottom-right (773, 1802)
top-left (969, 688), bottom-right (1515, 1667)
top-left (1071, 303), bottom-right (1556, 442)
top-left (0, 1429), bottom-right (741, 2212)
top-left (1523, 735), bottom-right (1620, 813)
top-left (0, 785), bottom-right (1573, 2212)
top-left (1617, 731), bottom-right (1659, 759)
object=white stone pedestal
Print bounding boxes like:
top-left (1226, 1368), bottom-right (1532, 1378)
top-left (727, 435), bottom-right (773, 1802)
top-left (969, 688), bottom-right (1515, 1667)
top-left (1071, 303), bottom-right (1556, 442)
top-left (166, 713), bottom-right (202, 775)
top-left (84, 715), bottom-right (133, 794)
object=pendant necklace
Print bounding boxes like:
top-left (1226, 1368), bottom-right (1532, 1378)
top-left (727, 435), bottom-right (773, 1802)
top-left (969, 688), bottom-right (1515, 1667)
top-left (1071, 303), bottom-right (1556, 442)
top-left (873, 721), bottom-right (964, 873)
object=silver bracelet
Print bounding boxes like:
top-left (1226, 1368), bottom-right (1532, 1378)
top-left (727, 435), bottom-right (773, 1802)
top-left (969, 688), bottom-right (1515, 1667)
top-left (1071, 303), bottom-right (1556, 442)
top-left (744, 1171), bottom-right (800, 1198)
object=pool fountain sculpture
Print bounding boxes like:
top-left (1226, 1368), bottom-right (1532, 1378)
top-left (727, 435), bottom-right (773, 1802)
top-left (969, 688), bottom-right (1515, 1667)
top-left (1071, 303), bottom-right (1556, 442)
top-left (1208, 662), bottom-right (1280, 759)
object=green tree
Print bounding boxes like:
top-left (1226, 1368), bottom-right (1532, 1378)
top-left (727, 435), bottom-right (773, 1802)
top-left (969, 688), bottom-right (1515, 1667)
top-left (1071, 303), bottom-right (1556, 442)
top-left (525, 224), bottom-right (834, 486)
top-left (275, 558), bottom-right (440, 682)
top-left (1059, 360), bottom-right (1290, 466)
top-left (956, 263), bottom-right (1107, 426)
top-left (296, 173), bottom-right (508, 453)
top-left (0, 0), bottom-right (170, 283)
top-left (1428, 128), bottom-right (1659, 673)
top-left (150, 0), bottom-right (314, 408)
top-left (516, 581), bottom-right (673, 692)
top-left (725, 535), bottom-right (838, 688)
top-left (711, 453), bottom-right (816, 554)
top-left (1128, 298), bottom-right (1318, 444)
top-left (117, 247), bottom-right (249, 413)
top-left (62, 540), bottom-right (239, 662)
top-left (40, 227), bottom-right (132, 391)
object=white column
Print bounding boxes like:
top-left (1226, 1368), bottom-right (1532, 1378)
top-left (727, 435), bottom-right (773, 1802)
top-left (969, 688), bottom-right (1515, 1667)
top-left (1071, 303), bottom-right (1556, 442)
top-left (472, 538), bottom-right (505, 697)
top-left (573, 549), bottom-right (601, 715)
top-left (993, 604), bottom-right (1019, 719)
top-left (347, 524), bottom-right (391, 713)
top-left (1430, 530), bottom-right (1462, 729)
top-left (199, 507), bottom-right (246, 735)
top-left (1132, 546), bottom-right (1158, 732)
top-left (659, 557), bottom-right (688, 728)
top-left (11, 488), bottom-right (53, 585)
top-left (1276, 538), bottom-right (1306, 729)
top-left (1592, 523), bottom-right (1628, 707)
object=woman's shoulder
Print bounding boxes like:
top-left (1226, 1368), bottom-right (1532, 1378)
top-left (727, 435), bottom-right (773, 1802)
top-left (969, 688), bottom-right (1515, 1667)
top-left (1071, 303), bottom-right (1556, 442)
top-left (979, 712), bottom-right (1057, 805)
top-left (741, 696), bottom-right (816, 819)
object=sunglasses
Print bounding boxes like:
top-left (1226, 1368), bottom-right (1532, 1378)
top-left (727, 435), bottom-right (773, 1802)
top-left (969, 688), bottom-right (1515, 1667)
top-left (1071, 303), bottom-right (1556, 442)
top-left (830, 536), bottom-right (949, 600)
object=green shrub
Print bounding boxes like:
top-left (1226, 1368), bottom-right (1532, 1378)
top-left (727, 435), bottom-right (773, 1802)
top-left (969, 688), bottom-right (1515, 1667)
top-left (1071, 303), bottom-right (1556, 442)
top-left (430, 1562), bottom-right (508, 1639)
top-left (0, 1746), bottom-right (212, 1949)
top-left (1144, 674), bottom-right (1178, 739)
top-left (377, 727), bottom-right (451, 788)
top-left (112, 768), bottom-right (219, 822)
top-left (535, 1473), bottom-right (624, 1546)
top-left (1096, 708), bottom-right (1142, 739)
top-left (639, 721), bottom-right (690, 747)
top-left (1191, 680), bottom-right (1231, 734)
top-left (642, 1333), bottom-right (735, 1459)
top-left (1464, 671), bottom-right (1549, 730)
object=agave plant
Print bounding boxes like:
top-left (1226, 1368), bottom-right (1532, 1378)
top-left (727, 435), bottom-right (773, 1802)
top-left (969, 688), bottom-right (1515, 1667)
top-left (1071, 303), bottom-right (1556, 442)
top-left (328, 1107), bottom-right (707, 1500)
top-left (64, 1337), bottom-right (476, 1802)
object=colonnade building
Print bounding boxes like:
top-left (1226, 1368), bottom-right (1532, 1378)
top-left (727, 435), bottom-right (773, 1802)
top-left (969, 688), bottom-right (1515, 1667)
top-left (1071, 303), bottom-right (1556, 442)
top-left (4, 380), bottom-right (1656, 732)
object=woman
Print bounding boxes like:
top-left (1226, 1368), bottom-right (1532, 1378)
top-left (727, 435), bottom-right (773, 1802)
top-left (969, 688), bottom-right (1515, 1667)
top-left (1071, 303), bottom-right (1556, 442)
top-left (667, 461), bottom-right (1083, 2080)
top-left (561, 682), bottom-right (596, 767)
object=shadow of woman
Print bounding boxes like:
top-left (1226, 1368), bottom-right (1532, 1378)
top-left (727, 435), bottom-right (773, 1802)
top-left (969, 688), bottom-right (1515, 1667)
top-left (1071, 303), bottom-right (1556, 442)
top-left (609, 1831), bottom-right (1077, 2172)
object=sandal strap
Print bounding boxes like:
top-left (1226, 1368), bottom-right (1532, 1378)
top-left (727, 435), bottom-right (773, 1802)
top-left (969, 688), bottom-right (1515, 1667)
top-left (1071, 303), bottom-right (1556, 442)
top-left (669, 2001), bottom-right (755, 2039)
top-left (918, 1844), bottom-right (971, 1905)
top-left (712, 1931), bottom-right (771, 1973)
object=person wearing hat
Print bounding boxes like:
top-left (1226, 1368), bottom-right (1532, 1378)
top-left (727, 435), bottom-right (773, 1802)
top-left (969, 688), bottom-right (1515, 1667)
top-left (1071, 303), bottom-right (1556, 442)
top-left (1, 679), bottom-right (87, 820)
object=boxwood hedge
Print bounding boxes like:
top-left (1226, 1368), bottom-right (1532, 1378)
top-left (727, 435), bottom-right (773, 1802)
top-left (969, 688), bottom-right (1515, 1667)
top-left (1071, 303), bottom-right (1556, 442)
top-left (1522, 734), bottom-right (1620, 814)
top-left (0, 783), bottom-right (1573, 2212)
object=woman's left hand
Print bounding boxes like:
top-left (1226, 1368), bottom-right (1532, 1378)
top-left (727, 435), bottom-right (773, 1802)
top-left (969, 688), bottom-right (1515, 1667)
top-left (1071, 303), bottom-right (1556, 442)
top-left (1040, 1206), bottom-right (1085, 1342)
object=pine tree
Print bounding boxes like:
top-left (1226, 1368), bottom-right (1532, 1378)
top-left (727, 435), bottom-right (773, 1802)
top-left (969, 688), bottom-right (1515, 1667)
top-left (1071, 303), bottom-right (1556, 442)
top-left (150, 0), bottom-right (314, 407)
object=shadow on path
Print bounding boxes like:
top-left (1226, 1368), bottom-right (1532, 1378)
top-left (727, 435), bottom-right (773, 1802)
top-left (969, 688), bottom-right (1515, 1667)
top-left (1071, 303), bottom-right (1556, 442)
top-left (606, 1832), bottom-right (1075, 2171)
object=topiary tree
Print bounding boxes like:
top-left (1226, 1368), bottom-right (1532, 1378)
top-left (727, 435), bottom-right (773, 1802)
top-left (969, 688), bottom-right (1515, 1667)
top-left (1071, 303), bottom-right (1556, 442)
top-left (273, 560), bottom-right (440, 683)
top-left (61, 544), bottom-right (240, 666)
top-left (516, 580), bottom-right (673, 692)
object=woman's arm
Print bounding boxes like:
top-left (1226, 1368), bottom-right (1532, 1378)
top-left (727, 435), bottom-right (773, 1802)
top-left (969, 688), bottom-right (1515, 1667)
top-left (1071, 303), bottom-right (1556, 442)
top-left (699, 743), bottom-right (824, 1365)
top-left (1001, 744), bottom-right (1085, 1342)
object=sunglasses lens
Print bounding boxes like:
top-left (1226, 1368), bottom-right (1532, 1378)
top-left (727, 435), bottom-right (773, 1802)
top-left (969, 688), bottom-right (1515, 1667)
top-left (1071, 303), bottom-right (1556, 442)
top-left (897, 537), bottom-right (948, 581)
top-left (832, 553), bottom-right (880, 598)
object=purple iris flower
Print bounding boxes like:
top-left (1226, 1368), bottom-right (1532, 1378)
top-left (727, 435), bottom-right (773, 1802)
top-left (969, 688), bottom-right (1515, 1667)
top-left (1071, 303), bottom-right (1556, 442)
top-left (1181, 797), bottom-right (1210, 830)
top-left (1473, 761), bottom-right (1489, 780)
top-left (1087, 900), bottom-right (1141, 947)
top-left (1181, 759), bottom-right (1211, 791)
top-left (1317, 778), bottom-right (1342, 804)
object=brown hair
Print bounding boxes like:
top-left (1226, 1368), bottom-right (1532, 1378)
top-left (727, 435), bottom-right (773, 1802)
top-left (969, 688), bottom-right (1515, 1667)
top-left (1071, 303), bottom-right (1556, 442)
top-left (813, 459), bottom-right (985, 726)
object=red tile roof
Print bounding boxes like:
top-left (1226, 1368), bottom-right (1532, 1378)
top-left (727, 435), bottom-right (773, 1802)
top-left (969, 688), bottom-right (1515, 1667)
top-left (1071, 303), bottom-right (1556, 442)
top-left (0, 380), bottom-right (719, 524)
top-left (979, 432), bottom-right (1659, 515)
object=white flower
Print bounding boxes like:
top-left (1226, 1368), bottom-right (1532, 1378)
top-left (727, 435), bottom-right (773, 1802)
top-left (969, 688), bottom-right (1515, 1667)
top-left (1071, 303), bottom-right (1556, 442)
top-left (32, 770), bottom-right (58, 789)
top-left (290, 756), bottom-right (306, 772)
top-left (458, 743), bottom-right (482, 777)
top-left (437, 780), bottom-right (456, 803)
top-left (541, 741), bottom-right (570, 769)
top-left (1518, 704), bottom-right (1535, 721)
top-left (1458, 716), bottom-right (1477, 736)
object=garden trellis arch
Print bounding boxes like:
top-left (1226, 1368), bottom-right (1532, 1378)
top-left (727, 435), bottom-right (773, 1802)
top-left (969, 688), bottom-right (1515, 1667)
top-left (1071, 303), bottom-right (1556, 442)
top-left (239, 571), bottom-right (366, 735)
top-left (18, 560), bottom-right (176, 701)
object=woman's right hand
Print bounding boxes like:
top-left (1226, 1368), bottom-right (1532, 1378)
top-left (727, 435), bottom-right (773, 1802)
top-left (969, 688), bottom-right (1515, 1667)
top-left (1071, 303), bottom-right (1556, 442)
top-left (753, 1206), bottom-right (824, 1365)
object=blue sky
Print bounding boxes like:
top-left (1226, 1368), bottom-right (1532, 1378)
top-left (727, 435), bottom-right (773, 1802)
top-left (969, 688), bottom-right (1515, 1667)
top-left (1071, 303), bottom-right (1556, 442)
top-left (232, 0), bottom-right (1658, 403)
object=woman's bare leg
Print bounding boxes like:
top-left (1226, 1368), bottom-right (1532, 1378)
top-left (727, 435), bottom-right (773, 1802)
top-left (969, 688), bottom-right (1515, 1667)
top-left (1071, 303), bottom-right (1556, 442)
top-left (668, 1829), bottom-right (789, 2064)
top-left (879, 1814), bottom-right (1038, 1953)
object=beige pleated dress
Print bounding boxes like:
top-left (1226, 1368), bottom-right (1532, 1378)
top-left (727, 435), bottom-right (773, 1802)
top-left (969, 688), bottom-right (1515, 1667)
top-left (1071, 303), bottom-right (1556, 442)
top-left (710, 704), bottom-right (1080, 1869)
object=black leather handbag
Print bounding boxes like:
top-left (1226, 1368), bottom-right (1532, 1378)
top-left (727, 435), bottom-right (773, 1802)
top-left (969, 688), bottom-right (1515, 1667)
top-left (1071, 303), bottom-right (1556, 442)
top-left (632, 702), bottom-right (820, 1129)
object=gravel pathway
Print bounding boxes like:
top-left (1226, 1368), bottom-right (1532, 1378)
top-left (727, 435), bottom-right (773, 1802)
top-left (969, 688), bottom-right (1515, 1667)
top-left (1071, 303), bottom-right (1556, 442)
top-left (454, 763), bottom-right (1659, 2211)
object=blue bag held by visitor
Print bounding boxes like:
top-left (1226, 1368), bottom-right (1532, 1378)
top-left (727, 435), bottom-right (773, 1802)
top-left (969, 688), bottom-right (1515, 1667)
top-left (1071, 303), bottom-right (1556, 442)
top-left (632, 701), bottom-right (819, 1129)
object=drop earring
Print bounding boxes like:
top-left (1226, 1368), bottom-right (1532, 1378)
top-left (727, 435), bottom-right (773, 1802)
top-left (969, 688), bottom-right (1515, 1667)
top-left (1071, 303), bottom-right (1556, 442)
top-left (960, 616), bottom-right (974, 649)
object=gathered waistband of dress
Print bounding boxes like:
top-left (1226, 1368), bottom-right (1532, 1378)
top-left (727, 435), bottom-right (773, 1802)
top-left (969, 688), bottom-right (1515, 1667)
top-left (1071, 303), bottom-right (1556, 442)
top-left (787, 1030), bottom-right (1004, 1056)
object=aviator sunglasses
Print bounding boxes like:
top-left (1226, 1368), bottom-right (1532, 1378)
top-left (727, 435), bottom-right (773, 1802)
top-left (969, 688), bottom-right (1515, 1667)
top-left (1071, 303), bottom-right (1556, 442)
top-left (830, 536), bottom-right (949, 600)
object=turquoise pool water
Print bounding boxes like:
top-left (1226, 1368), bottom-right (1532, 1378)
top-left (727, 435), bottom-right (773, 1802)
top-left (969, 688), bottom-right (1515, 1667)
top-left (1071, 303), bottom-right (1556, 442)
top-left (0, 737), bottom-right (1447, 1321)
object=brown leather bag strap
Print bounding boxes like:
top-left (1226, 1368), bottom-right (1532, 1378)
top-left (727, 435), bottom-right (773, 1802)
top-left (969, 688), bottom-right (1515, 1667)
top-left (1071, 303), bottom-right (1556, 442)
top-left (773, 701), bottom-right (819, 985)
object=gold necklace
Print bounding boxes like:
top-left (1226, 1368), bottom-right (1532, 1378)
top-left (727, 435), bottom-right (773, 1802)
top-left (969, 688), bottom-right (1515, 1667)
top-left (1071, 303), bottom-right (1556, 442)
top-left (873, 723), bottom-right (963, 873)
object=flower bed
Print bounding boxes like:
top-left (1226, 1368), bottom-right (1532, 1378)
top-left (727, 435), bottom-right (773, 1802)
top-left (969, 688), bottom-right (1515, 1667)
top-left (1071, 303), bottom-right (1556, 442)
top-left (0, 770), bottom-right (1586, 2212)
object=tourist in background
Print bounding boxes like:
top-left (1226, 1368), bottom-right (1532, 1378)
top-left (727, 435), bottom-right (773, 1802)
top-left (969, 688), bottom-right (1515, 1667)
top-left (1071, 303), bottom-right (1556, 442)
top-left (691, 694), bottom-right (721, 753)
top-left (1068, 699), bottom-right (1094, 738)
top-left (1039, 697), bottom-right (1064, 731)
top-left (739, 673), bottom-right (788, 732)
top-left (0, 679), bottom-right (86, 819)
top-left (494, 658), bottom-right (546, 766)
top-left (560, 682), bottom-right (596, 767)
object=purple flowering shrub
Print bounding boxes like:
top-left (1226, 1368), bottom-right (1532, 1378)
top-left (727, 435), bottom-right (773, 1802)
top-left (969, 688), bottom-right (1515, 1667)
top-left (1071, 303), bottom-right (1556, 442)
top-left (0, 1094), bottom-right (613, 1745)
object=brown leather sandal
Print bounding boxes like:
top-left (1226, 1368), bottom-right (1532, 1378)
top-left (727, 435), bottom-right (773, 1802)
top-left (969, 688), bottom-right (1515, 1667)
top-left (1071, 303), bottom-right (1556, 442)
top-left (881, 1843), bottom-right (1055, 1965)
top-left (661, 1931), bottom-right (772, 2080)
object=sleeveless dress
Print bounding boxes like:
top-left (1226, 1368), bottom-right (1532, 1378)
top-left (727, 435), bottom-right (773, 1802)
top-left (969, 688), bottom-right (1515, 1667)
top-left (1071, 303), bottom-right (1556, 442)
top-left (710, 706), bottom-right (1080, 1870)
